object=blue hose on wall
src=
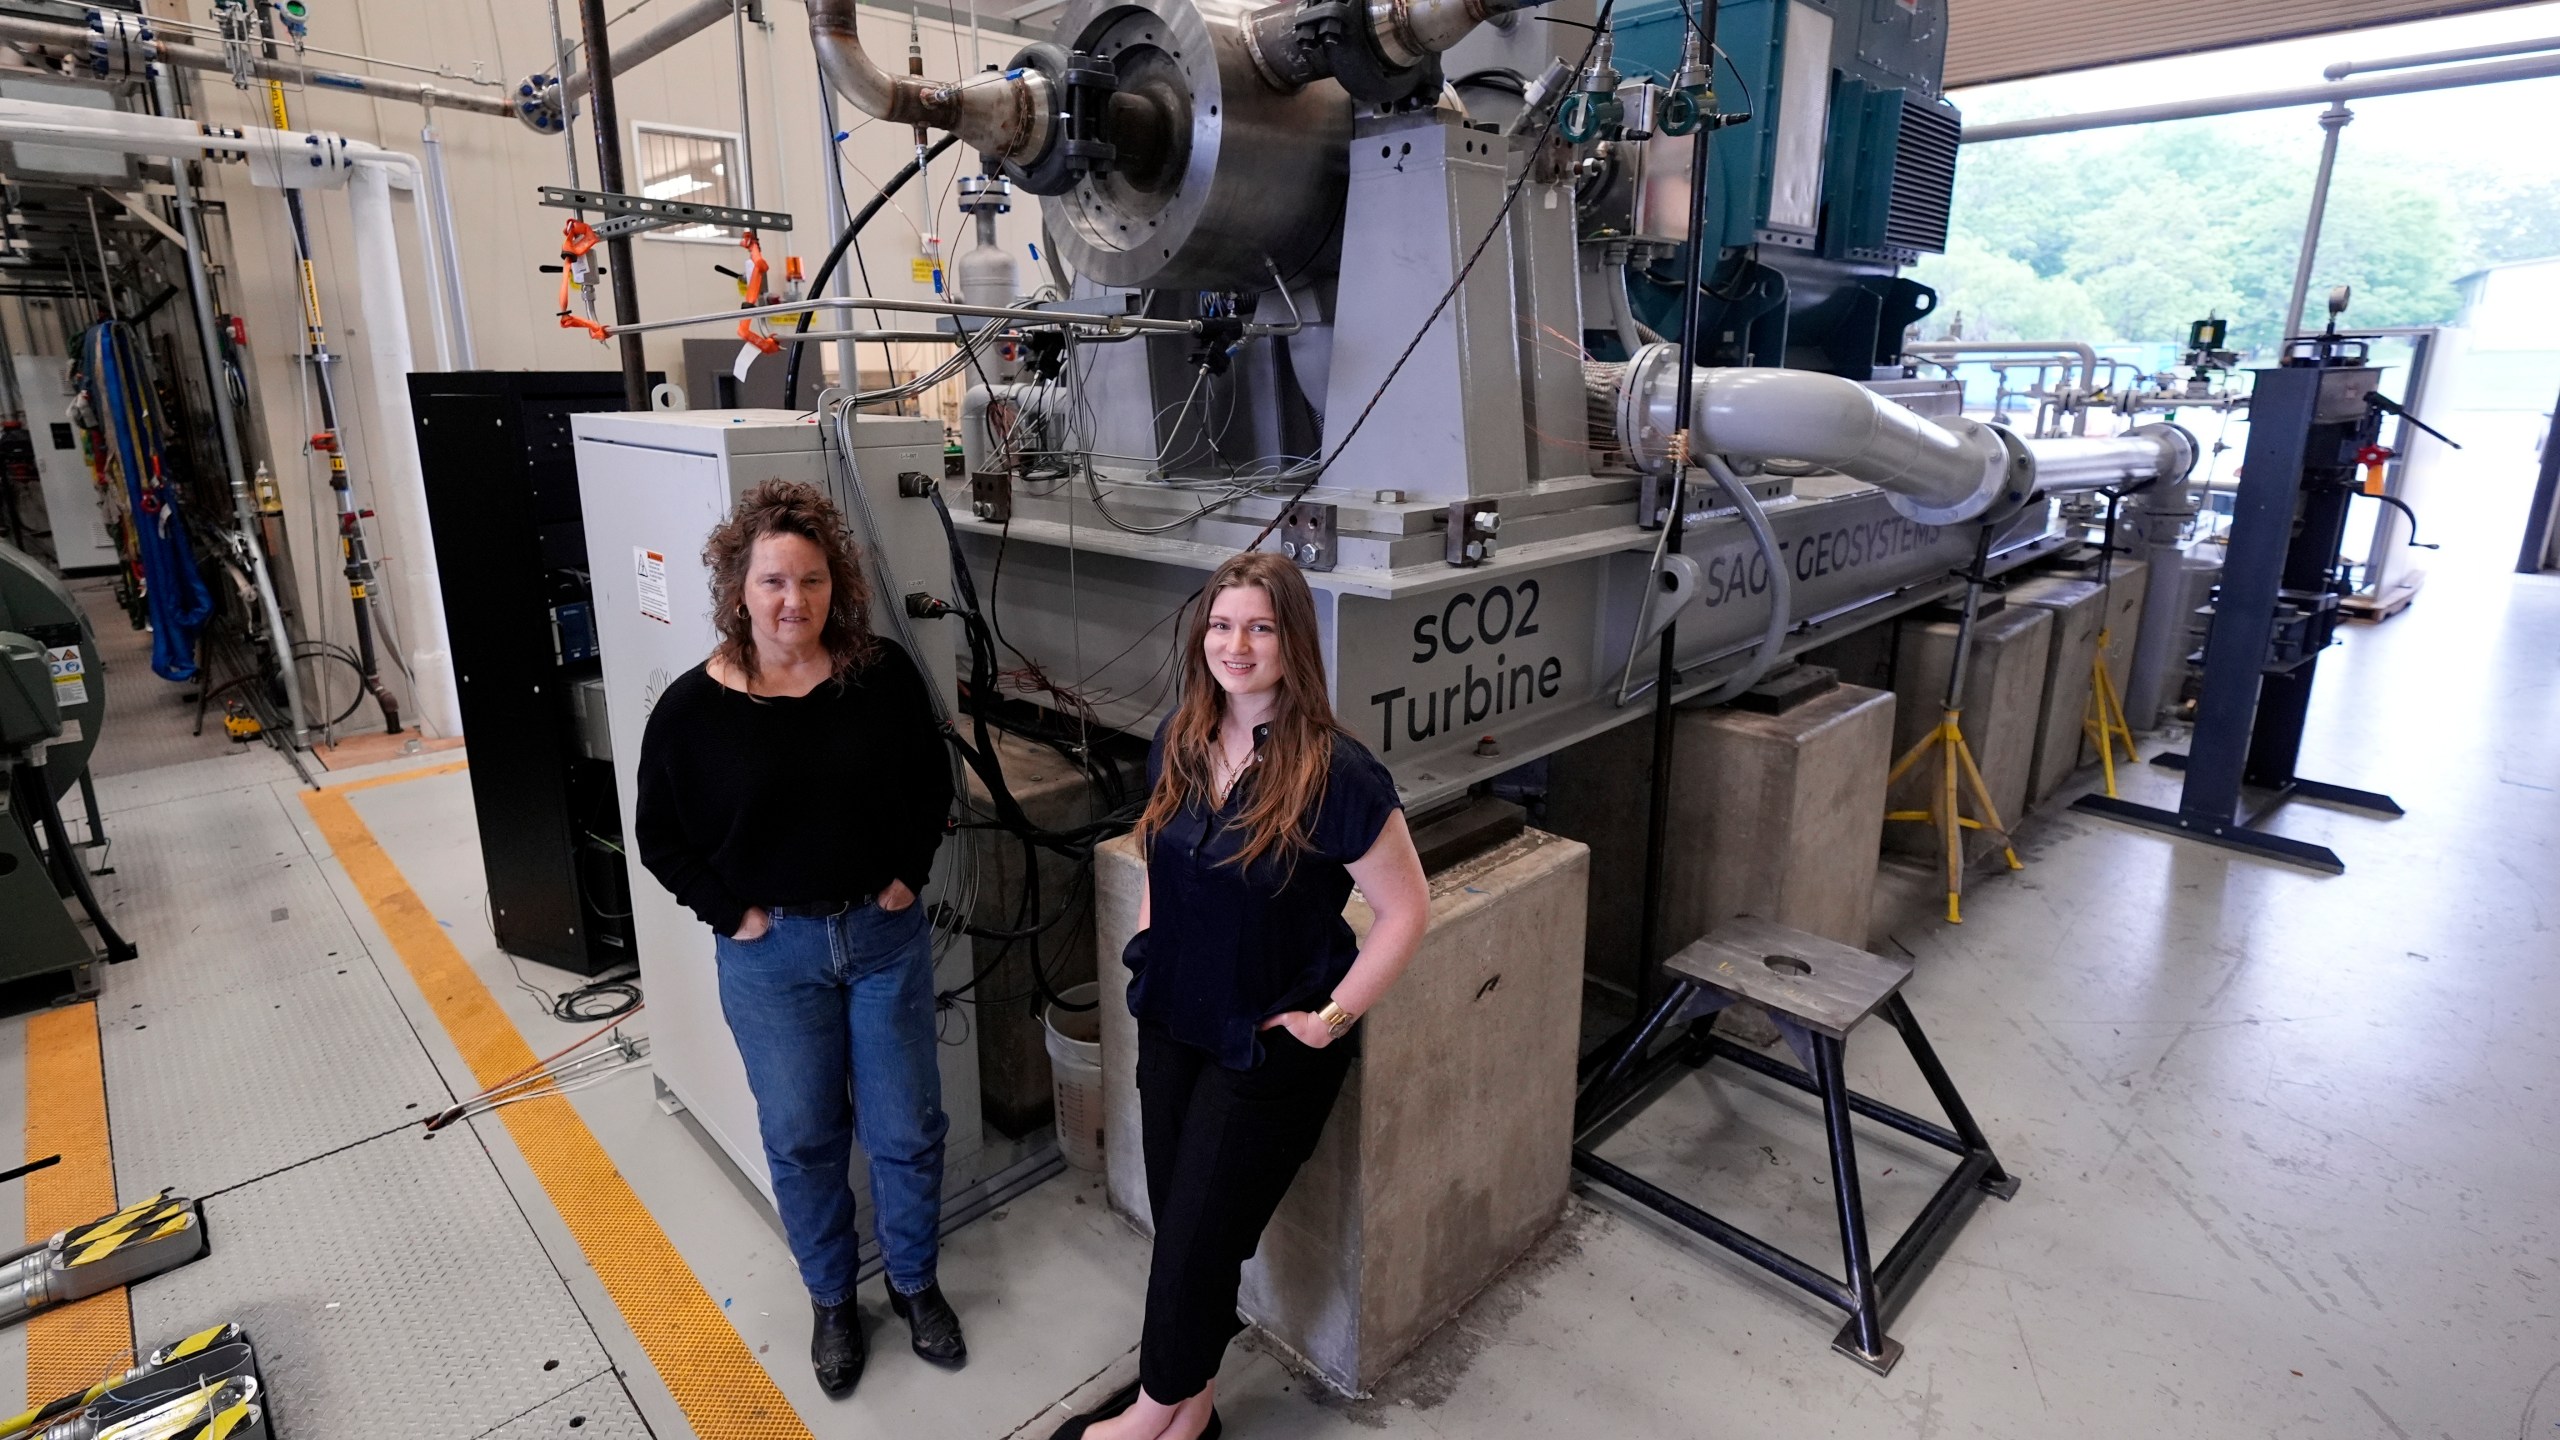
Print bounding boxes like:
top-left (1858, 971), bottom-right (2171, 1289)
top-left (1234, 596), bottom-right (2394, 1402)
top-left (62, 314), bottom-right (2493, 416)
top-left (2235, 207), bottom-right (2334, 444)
top-left (83, 320), bottom-right (211, 682)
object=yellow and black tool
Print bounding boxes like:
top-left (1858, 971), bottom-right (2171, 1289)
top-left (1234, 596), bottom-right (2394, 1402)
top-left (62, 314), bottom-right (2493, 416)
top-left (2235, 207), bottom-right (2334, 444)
top-left (0, 1323), bottom-right (240, 1438)
top-left (0, 1191), bottom-right (209, 1329)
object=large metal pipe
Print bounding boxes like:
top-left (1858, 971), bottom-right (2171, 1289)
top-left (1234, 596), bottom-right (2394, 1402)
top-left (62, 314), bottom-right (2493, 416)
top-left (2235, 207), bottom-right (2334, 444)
top-left (561, 0), bottom-right (736, 106)
top-left (1606, 345), bottom-right (2192, 526)
top-left (1960, 50), bottom-right (2560, 144)
top-left (0, 12), bottom-right (515, 117)
top-left (802, 0), bottom-right (1051, 158)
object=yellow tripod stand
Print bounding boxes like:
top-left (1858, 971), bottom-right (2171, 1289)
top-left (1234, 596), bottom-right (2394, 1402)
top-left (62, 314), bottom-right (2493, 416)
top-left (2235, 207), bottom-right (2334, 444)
top-left (1885, 533), bottom-right (2021, 923)
top-left (2083, 627), bottom-right (2139, 798)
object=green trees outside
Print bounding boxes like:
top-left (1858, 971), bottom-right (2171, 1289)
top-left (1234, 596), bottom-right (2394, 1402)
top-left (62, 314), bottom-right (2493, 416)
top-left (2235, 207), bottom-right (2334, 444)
top-left (1905, 125), bottom-right (2543, 357)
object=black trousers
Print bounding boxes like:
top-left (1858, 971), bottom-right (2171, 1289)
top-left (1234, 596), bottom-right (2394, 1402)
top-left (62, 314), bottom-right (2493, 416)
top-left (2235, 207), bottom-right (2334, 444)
top-left (1135, 1019), bottom-right (1355, 1403)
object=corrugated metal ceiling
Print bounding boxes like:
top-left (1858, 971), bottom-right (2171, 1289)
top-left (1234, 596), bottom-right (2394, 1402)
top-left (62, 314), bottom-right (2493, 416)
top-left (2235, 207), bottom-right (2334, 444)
top-left (1944, 1), bottom-right (2546, 88)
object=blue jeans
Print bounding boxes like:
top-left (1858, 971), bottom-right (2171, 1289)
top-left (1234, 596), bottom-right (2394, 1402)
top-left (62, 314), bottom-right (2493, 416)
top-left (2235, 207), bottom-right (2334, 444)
top-left (713, 899), bottom-right (948, 1305)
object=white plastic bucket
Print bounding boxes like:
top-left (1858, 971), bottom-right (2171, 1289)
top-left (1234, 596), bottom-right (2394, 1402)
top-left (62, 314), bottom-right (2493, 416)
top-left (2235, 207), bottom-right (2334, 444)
top-left (1043, 982), bottom-right (1106, 1171)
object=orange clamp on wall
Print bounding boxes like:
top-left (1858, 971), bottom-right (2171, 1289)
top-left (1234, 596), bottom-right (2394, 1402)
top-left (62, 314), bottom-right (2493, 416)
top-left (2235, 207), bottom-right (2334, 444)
top-left (556, 219), bottom-right (610, 341)
top-left (735, 229), bottom-right (782, 355)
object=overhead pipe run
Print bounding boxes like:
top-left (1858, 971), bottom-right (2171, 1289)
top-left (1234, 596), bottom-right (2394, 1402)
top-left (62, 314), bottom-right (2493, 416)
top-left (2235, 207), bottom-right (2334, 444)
top-left (1960, 49), bottom-right (2560, 144)
top-left (2325, 33), bottom-right (2560, 81)
top-left (515, 0), bottom-right (741, 134)
top-left (0, 12), bottom-right (514, 117)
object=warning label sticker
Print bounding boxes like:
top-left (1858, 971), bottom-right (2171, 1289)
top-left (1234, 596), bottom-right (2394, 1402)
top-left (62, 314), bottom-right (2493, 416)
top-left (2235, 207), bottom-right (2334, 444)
top-left (636, 548), bottom-right (671, 625)
top-left (45, 645), bottom-right (87, 706)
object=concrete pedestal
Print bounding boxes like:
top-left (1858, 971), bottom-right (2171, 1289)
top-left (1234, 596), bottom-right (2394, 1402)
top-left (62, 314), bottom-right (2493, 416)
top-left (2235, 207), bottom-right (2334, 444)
top-left (1543, 683), bottom-right (1896, 996)
top-left (2006, 558), bottom-right (2147, 810)
top-left (1869, 605), bottom-right (2053, 866)
top-left (2006, 572), bottom-right (2105, 811)
top-left (964, 732), bottom-right (1139, 1137)
top-left (1094, 829), bottom-right (1589, 1395)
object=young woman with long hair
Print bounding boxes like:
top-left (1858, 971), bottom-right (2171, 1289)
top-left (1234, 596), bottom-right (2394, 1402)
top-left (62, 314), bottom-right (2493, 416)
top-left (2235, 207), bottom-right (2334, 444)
top-left (1061, 551), bottom-right (1433, 1440)
top-left (633, 479), bottom-right (966, 1399)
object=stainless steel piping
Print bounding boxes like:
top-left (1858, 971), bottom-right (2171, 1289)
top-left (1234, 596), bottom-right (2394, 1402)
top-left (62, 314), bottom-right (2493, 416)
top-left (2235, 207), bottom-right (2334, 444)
top-left (1961, 50), bottom-right (2560, 144)
top-left (802, 0), bottom-right (1050, 158)
top-left (599, 292), bottom-right (1205, 337)
top-left (1604, 344), bottom-right (2193, 526)
top-left (0, 13), bottom-right (517, 116)
top-left (2325, 33), bottom-right (2560, 81)
top-left (1369, 0), bottom-right (1542, 69)
top-left (560, 0), bottom-right (737, 106)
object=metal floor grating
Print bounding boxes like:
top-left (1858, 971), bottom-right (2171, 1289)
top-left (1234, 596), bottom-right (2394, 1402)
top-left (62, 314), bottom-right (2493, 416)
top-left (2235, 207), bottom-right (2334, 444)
top-left (66, 578), bottom-right (261, 778)
top-left (88, 785), bottom-right (368, 1011)
top-left (71, 759), bottom-right (653, 1439)
top-left (129, 1117), bottom-right (616, 1440)
top-left (102, 960), bottom-right (453, 1197)
top-left (476, 1373), bottom-right (654, 1440)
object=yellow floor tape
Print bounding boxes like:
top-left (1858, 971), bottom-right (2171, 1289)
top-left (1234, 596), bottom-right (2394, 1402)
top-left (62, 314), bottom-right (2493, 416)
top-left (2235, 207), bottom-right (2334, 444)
top-left (304, 767), bottom-right (812, 1440)
top-left (23, 1003), bottom-right (135, 1403)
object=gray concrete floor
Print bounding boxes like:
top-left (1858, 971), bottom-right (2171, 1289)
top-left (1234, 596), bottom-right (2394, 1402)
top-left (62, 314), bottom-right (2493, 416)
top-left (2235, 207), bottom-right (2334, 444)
top-left (8, 425), bottom-right (2556, 1437)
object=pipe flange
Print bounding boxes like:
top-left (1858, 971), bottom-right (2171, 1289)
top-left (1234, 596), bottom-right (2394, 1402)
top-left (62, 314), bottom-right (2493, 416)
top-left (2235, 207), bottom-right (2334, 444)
top-left (1882, 420), bottom-right (2026, 528)
top-left (1614, 340), bottom-right (1684, 477)
top-left (1010, 47), bottom-right (1118, 196)
top-left (2128, 421), bottom-right (2199, 485)
top-left (514, 73), bottom-right (564, 133)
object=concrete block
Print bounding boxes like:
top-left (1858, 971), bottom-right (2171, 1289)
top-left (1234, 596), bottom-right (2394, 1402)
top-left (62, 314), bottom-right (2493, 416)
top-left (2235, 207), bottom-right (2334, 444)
top-left (1543, 683), bottom-right (1895, 994)
top-left (963, 731), bottom-right (1139, 1137)
top-left (1881, 604), bottom-right (2052, 865)
top-left (1094, 828), bottom-right (1588, 1394)
top-left (2005, 575), bottom-right (2106, 811)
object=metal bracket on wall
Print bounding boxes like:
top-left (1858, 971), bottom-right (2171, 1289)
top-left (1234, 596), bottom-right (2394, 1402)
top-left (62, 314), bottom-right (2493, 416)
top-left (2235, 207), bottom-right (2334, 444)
top-left (1278, 500), bottom-right (1337, 571)
top-left (1447, 497), bottom-right (1499, 567)
top-left (536, 186), bottom-right (793, 240)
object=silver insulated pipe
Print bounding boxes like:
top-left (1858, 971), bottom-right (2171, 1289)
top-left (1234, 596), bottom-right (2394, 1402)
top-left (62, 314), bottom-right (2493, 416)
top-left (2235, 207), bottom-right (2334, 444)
top-left (1601, 343), bottom-right (2194, 526)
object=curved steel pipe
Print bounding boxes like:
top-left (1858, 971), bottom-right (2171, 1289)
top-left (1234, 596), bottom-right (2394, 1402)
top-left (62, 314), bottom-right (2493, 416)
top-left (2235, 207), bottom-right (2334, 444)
top-left (1606, 344), bottom-right (2194, 526)
top-left (802, 0), bottom-right (1050, 159)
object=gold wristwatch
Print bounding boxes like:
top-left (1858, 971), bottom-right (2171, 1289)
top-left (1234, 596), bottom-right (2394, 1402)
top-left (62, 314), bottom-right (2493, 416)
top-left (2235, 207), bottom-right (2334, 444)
top-left (1316, 999), bottom-right (1357, 1037)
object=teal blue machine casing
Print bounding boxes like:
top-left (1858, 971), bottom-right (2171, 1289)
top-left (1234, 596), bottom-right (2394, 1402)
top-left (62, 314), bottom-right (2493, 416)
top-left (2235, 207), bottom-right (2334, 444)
top-left (1603, 0), bottom-right (1961, 376)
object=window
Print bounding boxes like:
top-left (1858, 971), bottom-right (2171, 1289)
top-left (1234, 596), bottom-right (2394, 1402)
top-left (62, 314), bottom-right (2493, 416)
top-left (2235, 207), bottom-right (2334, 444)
top-left (630, 122), bottom-right (743, 243)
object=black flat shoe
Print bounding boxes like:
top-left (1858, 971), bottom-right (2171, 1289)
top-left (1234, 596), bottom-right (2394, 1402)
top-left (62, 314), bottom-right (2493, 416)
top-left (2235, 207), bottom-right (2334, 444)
top-left (1049, 1390), bottom-right (1218, 1440)
top-left (1049, 1381), bottom-right (1139, 1439)
top-left (810, 1298), bottom-right (866, 1397)
top-left (887, 1280), bottom-right (968, 1367)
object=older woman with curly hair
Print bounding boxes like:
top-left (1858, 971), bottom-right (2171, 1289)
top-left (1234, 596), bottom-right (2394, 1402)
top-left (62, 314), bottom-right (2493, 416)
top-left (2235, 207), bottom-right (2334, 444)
top-left (634, 478), bottom-right (962, 1399)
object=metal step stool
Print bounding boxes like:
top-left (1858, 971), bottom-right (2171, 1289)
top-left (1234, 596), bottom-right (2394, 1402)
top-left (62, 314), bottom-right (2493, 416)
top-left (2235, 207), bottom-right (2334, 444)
top-left (1572, 915), bottom-right (2018, 1374)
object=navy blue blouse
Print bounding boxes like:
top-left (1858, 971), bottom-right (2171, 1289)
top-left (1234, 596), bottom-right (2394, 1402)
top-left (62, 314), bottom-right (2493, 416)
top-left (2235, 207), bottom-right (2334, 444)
top-left (1124, 721), bottom-right (1403, 1070)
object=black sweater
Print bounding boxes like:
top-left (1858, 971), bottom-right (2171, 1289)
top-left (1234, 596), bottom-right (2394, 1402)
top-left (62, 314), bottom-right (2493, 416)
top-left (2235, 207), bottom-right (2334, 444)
top-left (634, 648), bottom-right (952, 938)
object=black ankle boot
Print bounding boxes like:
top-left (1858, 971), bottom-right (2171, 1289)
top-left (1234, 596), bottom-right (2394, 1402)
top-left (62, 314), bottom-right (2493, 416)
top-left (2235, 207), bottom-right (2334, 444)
top-left (810, 1297), bottom-right (867, 1397)
top-left (886, 1280), bottom-right (968, 1367)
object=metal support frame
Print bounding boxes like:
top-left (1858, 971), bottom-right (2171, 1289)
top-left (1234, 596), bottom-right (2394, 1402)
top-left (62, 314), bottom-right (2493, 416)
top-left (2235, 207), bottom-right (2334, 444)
top-left (1573, 988), bottom-right (2016, 1374)
top-left (2281, 102), bottom-right (2351, 343)
top-left (537, 185), bottom-right (792, 240)
top-left (576, 0), bottom-right (652, 410)
top-left (2073, 357), bottom-right (2400, 873)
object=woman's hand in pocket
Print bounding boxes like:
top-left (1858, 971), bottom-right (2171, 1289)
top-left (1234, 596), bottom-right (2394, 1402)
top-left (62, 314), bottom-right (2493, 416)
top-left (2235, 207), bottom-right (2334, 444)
top-left (879, 880), bottom-right (917, 913)
top-left (731, 906), bottom-right (772, 942)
